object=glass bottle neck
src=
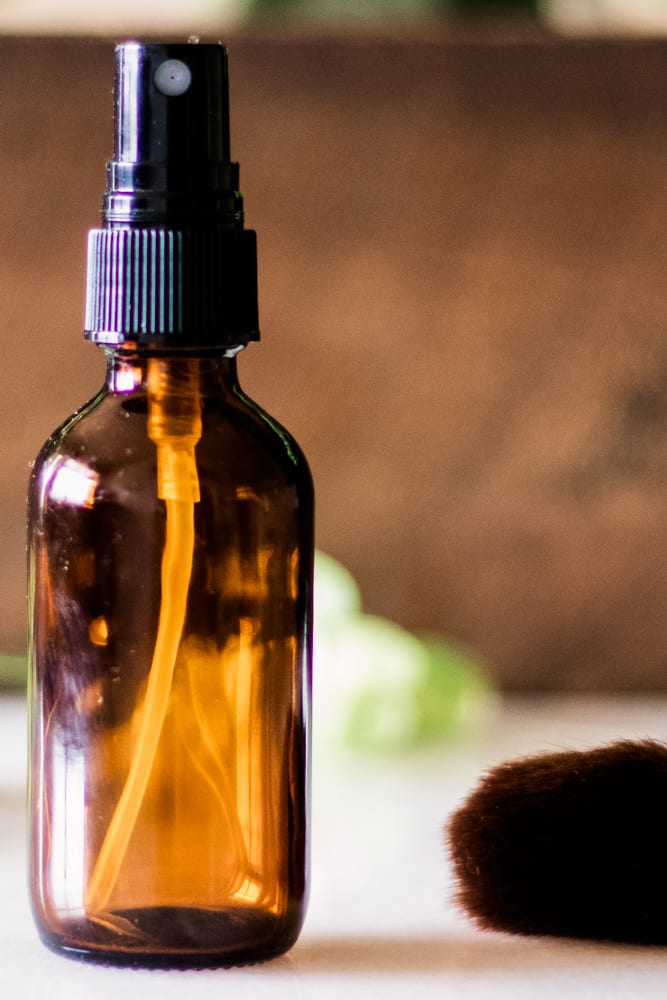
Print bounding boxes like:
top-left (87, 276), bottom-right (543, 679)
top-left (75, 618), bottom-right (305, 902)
top-left (104, 347), bottom-right (243, 397)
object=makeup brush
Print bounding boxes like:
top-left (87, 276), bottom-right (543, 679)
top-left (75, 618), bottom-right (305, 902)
top-left (447, 739), bottom-right (667, 945)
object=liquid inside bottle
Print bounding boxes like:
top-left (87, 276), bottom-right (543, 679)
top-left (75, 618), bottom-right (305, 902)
top-left (28, 351), bottom-right (313, 966)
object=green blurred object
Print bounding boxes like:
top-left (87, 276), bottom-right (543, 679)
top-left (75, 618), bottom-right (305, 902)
top-left (0, 655), bottom-right (27, 689)
top-left (314, 549), bottom-right (361, 624)
top-left (314, 551), bottom-right (496, 754)
top-left (417, 633), bottom-right (494, 742)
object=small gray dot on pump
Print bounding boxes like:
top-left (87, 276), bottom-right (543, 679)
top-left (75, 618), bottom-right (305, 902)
top-left (154, 59), bottom-right (192, 97)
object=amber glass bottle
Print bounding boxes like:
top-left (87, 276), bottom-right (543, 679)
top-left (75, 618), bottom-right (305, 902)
top-left (27, 42), bottom-right (313, 967)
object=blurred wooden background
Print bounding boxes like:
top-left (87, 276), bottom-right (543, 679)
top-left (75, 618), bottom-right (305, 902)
top-left (1, 32), bottom-right (666, 689)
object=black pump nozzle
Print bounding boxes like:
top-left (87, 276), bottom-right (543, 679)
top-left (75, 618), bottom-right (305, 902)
top-left (105, 43), bottom-right (241, 227)
top-left (85, 41), bottom-right (259, 348)
top-left (115, 43), bottom-right (230, 164)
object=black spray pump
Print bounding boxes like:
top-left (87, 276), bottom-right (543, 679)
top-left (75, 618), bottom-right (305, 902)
top-left (28, 41), bottom-right (313, 968)
top-left (85, 42), bottom-right (259, 347)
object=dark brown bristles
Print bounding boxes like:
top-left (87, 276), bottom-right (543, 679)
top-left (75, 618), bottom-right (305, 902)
top-left (447, 739), bottom-right (667, 945)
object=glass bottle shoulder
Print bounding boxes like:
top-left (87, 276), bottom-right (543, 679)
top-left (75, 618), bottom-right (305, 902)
top-left (29, 388), bottom-right (157, 516)
top-left (222, 383), bottom-right (313, 494)
top-left (29, 378), bottom-right (313, 514)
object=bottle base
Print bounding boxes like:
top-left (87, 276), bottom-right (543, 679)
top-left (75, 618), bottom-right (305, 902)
top-left (37, 904), bottom-right (301, 969)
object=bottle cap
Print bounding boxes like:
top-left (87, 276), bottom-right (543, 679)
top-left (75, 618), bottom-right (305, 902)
top-left (85, 42), bottom-right (259, 348)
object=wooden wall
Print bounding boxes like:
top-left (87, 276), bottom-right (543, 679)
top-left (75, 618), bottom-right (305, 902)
top-left (1, 32), bottom-right (666, 688)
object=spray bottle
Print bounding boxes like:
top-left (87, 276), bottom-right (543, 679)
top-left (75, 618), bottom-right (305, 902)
top-left (27, 41), bottom-right (313, 967)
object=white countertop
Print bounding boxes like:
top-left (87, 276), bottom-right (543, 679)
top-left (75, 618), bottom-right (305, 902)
top-left (4, 692), bottom-right (667, 998)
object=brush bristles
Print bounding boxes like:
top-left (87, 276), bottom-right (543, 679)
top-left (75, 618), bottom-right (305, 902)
top-left (447, 739), bottom-right (667, 945)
